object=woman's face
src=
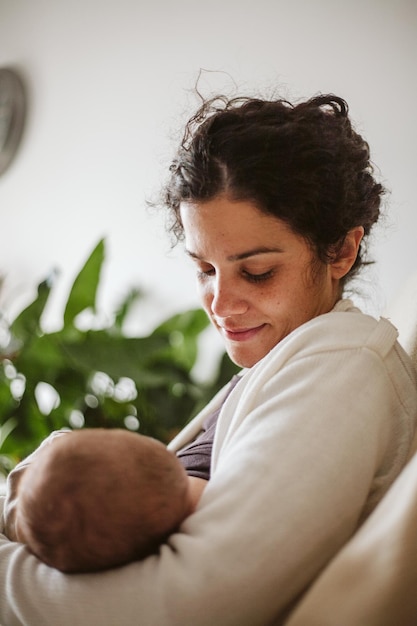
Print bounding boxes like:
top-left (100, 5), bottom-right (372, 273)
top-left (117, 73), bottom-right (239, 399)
top-left (180, 196), bottom-right (341, 368)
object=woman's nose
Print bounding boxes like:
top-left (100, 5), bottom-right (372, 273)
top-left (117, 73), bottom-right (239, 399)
top-left (210, 276), bottom-right (248, 318)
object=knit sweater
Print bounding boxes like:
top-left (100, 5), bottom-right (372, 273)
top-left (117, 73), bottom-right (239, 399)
top-left (1, 300), bottom-right (416, 626)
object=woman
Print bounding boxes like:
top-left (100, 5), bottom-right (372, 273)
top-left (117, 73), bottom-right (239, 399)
top-left (1, 93), bottom-right (416, 625)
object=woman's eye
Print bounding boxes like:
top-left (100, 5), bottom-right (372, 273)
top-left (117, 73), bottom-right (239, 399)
top-left (243, 269), bottom-right (274, 284)
top-left (194, 264), bottom-right (274, 283)
top-left (196, 266), bottom-right (215, 279)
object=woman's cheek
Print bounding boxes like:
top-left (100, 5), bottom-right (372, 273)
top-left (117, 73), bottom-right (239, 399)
top-left (197, 282), bottom-right (213, 313)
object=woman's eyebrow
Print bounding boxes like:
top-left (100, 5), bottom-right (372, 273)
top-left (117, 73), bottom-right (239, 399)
top-left (185, 247), bottom-right (284, 261)
top-left (229, 247), bottom-right (284, 261)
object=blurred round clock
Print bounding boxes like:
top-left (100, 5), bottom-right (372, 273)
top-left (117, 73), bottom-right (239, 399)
top-left (0, 68), bottom-right (26, 176)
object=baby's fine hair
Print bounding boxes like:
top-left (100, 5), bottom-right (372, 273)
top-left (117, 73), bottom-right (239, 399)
top-left (17, 429), bottom-right (190, 573)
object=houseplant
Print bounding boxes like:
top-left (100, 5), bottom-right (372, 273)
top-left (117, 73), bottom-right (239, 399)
top-left (0, 240), bottom-right (239, 475)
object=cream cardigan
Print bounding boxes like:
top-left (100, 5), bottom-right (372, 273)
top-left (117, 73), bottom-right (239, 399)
top-left (1, 300), bottom-right (416, 626)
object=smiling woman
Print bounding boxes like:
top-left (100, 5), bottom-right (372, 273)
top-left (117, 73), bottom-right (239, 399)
top-left (1, 92), bottom-right (417, 626)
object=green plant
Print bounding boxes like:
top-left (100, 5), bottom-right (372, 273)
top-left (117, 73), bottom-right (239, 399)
top-left (0, 240), bottom-right (239, 474)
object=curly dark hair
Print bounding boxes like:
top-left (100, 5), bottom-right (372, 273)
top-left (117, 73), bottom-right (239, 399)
top-left (163, 93), bottom-right (384, 284)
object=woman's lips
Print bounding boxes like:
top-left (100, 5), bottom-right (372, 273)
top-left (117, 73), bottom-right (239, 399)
top-left (221, 324), bottom-right (266, 342)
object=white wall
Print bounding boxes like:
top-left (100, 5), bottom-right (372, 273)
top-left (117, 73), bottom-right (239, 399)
top-left (0, 0), bottom-right (416, 348)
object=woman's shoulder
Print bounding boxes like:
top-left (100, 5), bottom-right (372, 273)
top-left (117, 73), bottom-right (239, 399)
top-left (245, 299), bottom-right (417, 394)
top-left (276, 299), bottom-right (401, 361)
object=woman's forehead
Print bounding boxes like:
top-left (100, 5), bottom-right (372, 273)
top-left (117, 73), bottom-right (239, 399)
top-left (180, 197), bottom-right (304, 259)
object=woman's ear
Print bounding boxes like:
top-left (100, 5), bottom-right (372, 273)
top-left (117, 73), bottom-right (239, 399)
top-left (330, 226), bottom-right (364, 279)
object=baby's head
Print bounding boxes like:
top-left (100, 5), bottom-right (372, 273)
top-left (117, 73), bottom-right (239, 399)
top-left (15, 428), bottom-right (192, 573)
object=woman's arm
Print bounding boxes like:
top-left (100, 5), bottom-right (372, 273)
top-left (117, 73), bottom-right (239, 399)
top-left (2, 430), bottom-right (70, 541)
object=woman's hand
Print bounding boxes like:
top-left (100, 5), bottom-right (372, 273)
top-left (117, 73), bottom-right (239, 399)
top-left (3, 430), bottom-right (71, 541)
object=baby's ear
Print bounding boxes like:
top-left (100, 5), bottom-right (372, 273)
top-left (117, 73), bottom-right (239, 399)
top-left (330, 226), bottom-right (364, 279)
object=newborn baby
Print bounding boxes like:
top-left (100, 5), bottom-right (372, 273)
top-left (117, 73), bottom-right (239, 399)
top-left (5, 428), bottom-right (194, 573)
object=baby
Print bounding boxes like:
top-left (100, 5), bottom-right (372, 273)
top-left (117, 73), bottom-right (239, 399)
top-left (4, 428), bottom-right (196, 573)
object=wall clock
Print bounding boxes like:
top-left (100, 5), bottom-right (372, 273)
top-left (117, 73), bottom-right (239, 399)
top-left (0, 68), bottom-right (26, 177)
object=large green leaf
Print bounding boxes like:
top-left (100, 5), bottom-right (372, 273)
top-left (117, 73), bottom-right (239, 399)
top-left (63, 239), bottom-right (105, 327)
top-left (58, 331), bottom-right (172, 384)
top-left (151, 309), bottom-right (210, 370)
top-left (13, 332), bottom-right (70, 380)
top-left (0, 417), bottom-right (17, 449)
top-left (152, 308), bottom-right (209, 337)
top-left (113, 288), bottom-right (144, 330)
top-left (10, 278), bottom-right (52, 343)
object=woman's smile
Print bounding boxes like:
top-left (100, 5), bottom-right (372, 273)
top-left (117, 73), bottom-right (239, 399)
top-left (218, 323), bottom-right (268, 342)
